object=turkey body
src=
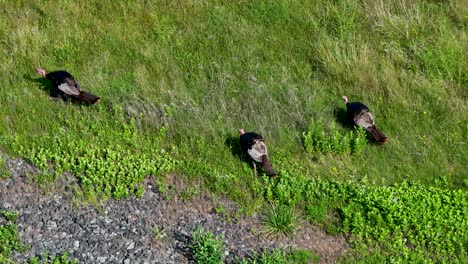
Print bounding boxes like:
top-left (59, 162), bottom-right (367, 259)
top-left (41, 69), bottom-right (100, 104)
top-left (342, 96), bottom-right (388, 144)
top-left (239, 130), bottom-right (276, 177)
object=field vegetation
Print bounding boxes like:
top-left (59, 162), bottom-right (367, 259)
top-left (0, 0), bottom-right (467, 262)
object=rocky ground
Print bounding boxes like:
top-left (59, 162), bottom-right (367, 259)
top-left (0, 151), bottom-right (348, 264)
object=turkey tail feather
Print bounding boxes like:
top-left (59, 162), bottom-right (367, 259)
top-left (261, 155), bottom-right (277, 177)
top-left (76, 91), bottom-right (100, 104)
top-left (369, 126), bottom-right (388, 144)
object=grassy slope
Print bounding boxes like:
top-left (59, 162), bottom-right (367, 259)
top-left (0, 0), bottom-right (467, 261)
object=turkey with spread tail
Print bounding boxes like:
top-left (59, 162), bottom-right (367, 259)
top-left (239, 128), bottom-right (276, 177)
top-left (341, 96), bottom-right (388, 144)
top-left (36, 68), bottom-right (100, 105)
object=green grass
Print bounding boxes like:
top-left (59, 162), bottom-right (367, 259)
top-left (0, 0), bottom-right (467, 262)
top-left (263, 204), bottom-right (299, 238)
top-left (0, 155), bottom-right (10, 179)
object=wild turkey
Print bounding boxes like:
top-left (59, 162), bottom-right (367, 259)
top-left (238, 128), bottom-right (276, 177)
top-left (36, 68), bottom-right (100, 104)
top-left (341, 95), bottom-right (388, 144)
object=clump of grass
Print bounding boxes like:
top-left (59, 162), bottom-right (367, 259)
top-left (0, 156), bottom-right (10, 179)
top-left (303, 118), bottom-right (367, 155)
top-left (190, 227), bottom-right (224, 264)
top-left (152, 226), bottom-right (167, 241)
top-left (263, 204), bottom-right (299, 238)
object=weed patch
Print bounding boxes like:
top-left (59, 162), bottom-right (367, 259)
top-left (3, 112), bottom-right (177, 200)
top-left (259, 172), bottom-right (468, 262)
top-left (303, 118), bottom-right (367, 155)
top-left (27, 252), bottom-right (77, 264)
top-left (0, 156), bottom-right (10, 179)
top-left (238, 248), bottom-right (319, 264)
top-left (0, 211), bottom-right (26, 263)
top-left (190, 227), bottom-right (224, 264)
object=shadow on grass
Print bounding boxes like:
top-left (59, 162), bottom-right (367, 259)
top-left (224, 134), bottom-right (254, 169)
top-left (333, 106), bottom-right (353, 129)
top-left (27, 76), bottom-right (59, 98)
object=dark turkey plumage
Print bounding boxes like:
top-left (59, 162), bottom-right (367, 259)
top-left (342, 96), bottom-right (388, 144)
top-left (239, 129), bottom-right (276, 177)
top-left (36, 68), bottom-right (100, 105)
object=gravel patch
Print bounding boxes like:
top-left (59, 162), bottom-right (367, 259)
top-left (0, 151), bottom-right (348, 263)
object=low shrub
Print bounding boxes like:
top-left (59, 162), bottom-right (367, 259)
top-left (190, 227), bottom-right (225, 264)
top-left (0, 211), bottom-right (26, 262)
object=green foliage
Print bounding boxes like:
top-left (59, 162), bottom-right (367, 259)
top-left (258, 171), bottom-right (468, 262)
top-left (28, 252), bottom-right (77, 264)
top-left (0, 156), bottom-right (10, 179)
top-left (238, 248), bottom-right (319, 264)
top-left (338, 181), bottom-right (468, 262)
top-left (0, 211), bottom-right (26, 262)
top-left (263, 204), bottom-right (299, 238)
top-left (287, 249), bottom-right (320, 264)
top-left (1, 211), bottom-right (18, 222)
top-left (4, 112), bottom-right (177, 200)
top-left (303, 119), bottom-right (367, 155)
top-left (190, 227), bottom-right (225, 264)
top-left (304, 199), bottom-right (328, 225)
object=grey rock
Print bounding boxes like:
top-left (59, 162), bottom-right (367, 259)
top-left (127, 241), bottom-right (135, 250)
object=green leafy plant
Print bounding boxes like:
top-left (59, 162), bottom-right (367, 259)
top-left (303, 118), bottom-right (367, 155)
top-left (237, 248), bottom-right (319, 264)
top-left (1, 211), bottom-right (18, 222)
top-left (6, 115), bottom-right (177, 201)
top-left (0, 211), bottom-right (26, 262)
top-left (258, 171), bottom-right (468, 262)
top-left (28, 252), bottom-right (78, 264)
top-left (190, 227), bottom-right (224, 264)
